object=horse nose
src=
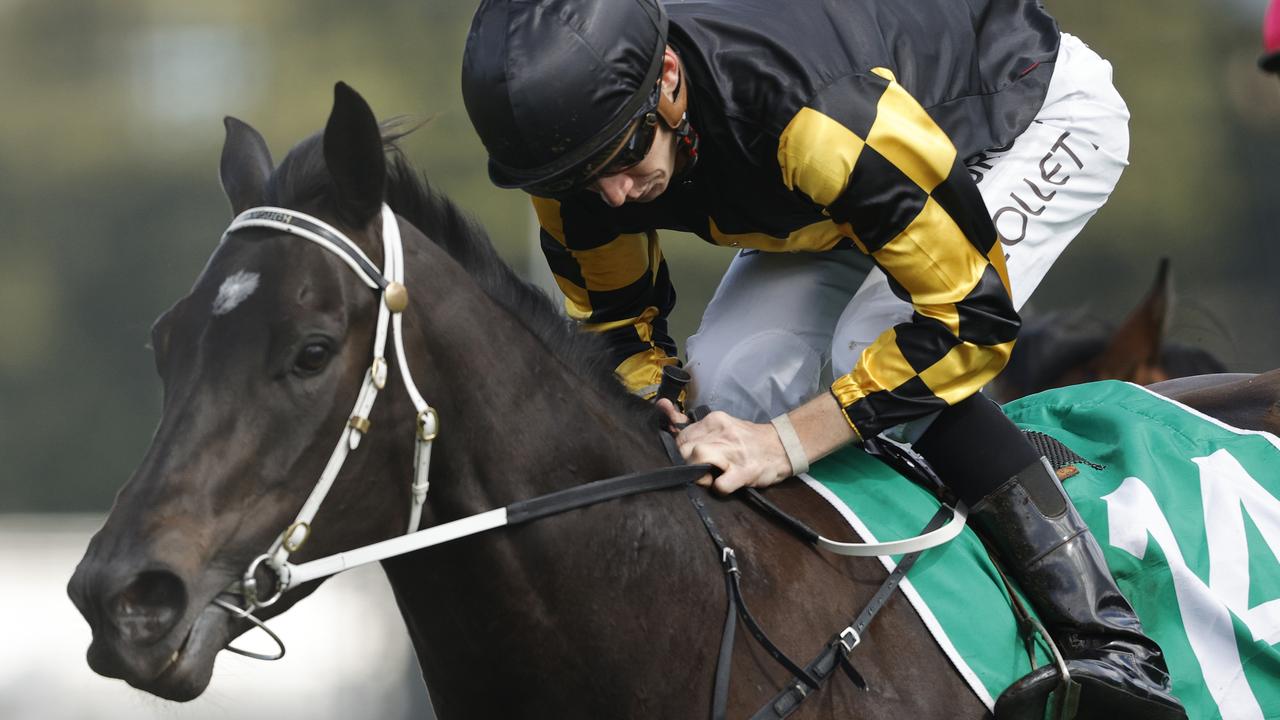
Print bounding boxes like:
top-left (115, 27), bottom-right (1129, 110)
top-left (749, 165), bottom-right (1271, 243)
top-left (110, 569), bottom-right (188, 645)
top-left (70, 550), bottom-right (202, 683)
top-left (70, 560), bottom-right (189, 647)
top-left (71, 558), bottom-right (190, 640)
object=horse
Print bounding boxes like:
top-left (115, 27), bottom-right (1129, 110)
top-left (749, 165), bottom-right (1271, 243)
top-left (989, 259), bottom-right (1228, 402)
top-left (67, 83), bottom-right (1280, 718)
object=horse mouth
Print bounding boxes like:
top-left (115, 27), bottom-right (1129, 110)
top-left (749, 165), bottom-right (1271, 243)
top-left (152, 604), bottom-right (239, 701)
top-left (93, 602), bottom-right (235, 702)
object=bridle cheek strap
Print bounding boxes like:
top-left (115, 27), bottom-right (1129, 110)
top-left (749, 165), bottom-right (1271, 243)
top-left (221, 204), bottom-right (437, 612)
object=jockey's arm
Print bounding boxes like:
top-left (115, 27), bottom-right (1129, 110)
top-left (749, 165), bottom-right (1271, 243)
top-left (531, 195), bottom-right (680, 398)
top-left (779, 69), bottom-right (1019, 440)
top-left (676, 70), bottom-right (1020, 494)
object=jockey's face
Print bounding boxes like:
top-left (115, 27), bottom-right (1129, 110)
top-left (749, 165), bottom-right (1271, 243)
top-left (589, 47), bottom-right (683, 208)
top-left (590, 125), bottom-right (678, 207)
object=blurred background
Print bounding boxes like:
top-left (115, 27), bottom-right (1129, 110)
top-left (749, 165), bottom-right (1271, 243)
top-left (1, 0), bottom-right (1277, 717)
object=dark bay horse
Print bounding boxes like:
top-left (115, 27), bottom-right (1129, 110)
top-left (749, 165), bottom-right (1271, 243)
top-left (67, 84), bottom-right (1280, 718)
top-left (67, 84), bottom-right (984, 718)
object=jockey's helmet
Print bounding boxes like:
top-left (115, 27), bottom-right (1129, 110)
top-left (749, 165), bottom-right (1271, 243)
top-left (461, 0), bottom-right (673, 197)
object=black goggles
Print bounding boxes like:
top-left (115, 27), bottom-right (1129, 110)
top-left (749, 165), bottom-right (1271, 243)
top-left (527, 81), bottom-right (662, 199)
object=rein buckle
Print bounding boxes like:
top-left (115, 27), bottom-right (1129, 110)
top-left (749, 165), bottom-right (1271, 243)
top-left (839, 627), bottom-right (861, 652)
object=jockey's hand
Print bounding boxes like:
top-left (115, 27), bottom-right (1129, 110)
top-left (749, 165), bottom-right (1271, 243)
top-left (668, 410), bottom-right (793, 495)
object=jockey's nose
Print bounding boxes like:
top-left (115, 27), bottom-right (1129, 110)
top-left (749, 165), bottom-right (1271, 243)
top-left (594, 174), bottom-right (634, 207)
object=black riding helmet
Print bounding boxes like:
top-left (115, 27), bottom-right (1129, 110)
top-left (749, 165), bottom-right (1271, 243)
top-left (461, 0), bottom-right (679, 196)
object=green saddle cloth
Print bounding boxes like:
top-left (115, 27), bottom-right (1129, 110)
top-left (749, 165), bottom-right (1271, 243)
top-left (803, 380), bottom-right (1280, 719)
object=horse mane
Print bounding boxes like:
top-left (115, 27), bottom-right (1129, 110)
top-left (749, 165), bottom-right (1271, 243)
top-left (265, 126), bottom-right (656, 420)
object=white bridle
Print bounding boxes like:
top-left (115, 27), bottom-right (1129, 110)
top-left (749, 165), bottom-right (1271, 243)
top-left (212, 204), bottom-right (437, 656)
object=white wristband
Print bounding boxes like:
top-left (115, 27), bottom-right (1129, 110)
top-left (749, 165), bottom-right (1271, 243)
top-left (769, 413), bottom-right (809, 476)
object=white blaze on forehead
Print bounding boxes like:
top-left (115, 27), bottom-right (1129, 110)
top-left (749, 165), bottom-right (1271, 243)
top-left (212, 270), bottom-right (261, 315)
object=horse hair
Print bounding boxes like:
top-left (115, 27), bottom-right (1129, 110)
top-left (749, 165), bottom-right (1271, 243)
top-left (264, 125), bottom-right (657, 421)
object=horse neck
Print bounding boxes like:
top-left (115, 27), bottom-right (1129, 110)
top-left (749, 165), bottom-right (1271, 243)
top-left (377, 242), bottom-right (707, 710)
top-left (407, 265), bottom-right (661, 506)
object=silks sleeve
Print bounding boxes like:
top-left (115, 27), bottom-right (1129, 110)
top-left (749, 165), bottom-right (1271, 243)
top-left (776, 69), bottom-right (1020, 440)
top-left (531, 195), bottom-right (679, 397)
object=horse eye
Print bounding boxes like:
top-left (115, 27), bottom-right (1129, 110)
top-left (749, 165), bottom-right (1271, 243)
top-left (293, 342), bottom-right (333, 376)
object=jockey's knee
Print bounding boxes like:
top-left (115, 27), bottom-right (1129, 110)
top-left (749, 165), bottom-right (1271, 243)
top-left (686, 329), bottom-right (826, 423)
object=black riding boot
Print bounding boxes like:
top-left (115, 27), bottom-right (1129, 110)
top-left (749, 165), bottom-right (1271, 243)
top-left (971, 457), bottom-right (1187, 720)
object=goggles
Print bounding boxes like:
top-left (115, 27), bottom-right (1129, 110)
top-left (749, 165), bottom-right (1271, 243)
top-left (527, 80), bottom-right (663, 199)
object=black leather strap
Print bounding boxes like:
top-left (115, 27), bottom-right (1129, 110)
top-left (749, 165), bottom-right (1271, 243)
top-left (505, 463), bottom-right (713, 525)
top-left (750, 638), bottom-right (864, 720)
top-left (660, 426), bottom-right (955, 719)
top-left (687, 487), bottom-right (822, 720)
top-left (743, 488), bottom-right (820, 545)
top-left (750, 505), bottom-right (953, 719)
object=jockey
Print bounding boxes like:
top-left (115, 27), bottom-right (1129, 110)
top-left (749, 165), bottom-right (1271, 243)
top-left (1262, 0), bottom-right (1280, 75)
top-left (460, 1), bottom-right (1183, 717)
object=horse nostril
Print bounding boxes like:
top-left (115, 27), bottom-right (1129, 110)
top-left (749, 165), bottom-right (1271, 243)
top-left (111, 570), bottom-right (188, 646)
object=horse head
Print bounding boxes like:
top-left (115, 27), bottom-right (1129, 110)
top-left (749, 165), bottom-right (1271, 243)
top-left (67, 83), bottom-right (423, 701)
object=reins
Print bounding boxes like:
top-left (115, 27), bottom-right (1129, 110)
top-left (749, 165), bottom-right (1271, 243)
top-left (212, 202), bottom-right (969, 716)
top-left (664, 432), bottom-right (959, 719)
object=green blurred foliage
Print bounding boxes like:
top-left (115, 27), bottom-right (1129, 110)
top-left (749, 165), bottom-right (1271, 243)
top-left (0, 0), bottom-right (1277, 512)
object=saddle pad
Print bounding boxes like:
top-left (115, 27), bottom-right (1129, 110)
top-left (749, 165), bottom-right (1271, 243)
top-left (803, 380), bottom-right (1280, 719)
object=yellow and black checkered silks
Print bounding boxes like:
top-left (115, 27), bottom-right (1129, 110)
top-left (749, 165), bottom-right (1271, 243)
top-left (533, 67), bottom-right (1020, 439)
top-left (526, 0), bottom-right (1068, 440)
top-left (534, 197), bottom-right (682, 395)
top-left (779, 69), bottom-right (1019, 439)
top-left (534, 72), bottom-right (1018, 439)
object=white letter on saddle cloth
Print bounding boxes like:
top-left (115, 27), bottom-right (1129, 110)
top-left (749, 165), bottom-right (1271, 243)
top-left (1197, 449), bottom-right (1280, 645)
top-left (1105, 476), bottom-right (1263, 720)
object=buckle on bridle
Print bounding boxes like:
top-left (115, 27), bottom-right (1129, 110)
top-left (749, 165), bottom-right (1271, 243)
top-left (839, 627), bottom-right (861, 652)
top-left (417, 407), bottom-right (440, 441)
top-left (282, 521), bottom-right (311, 553)
top-left (721, 546), bottom-right (740, 575)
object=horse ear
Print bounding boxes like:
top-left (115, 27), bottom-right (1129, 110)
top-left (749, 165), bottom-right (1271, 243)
top-left (1092, 258), bottom-right (1173, 381)
top-left (220, 117), bottom-right (274, 216)
top-left (323, 82), bottom-right (386, 226)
